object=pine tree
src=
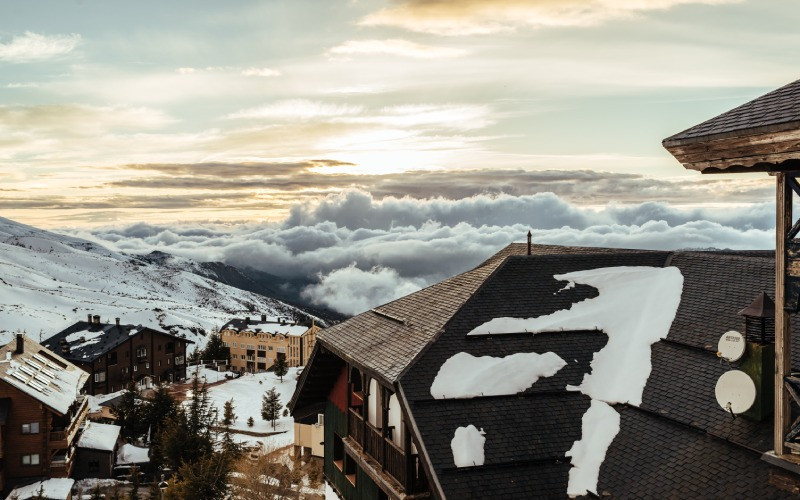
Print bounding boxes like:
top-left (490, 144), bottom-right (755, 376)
top-left (273, 352), bottom-right (288, 382)
top-left (113, 381), bottom-right (144, 439)
top-left (261, 387), bottom-right (282, 429)
top-left (146, 383), bottom-right (177, 436)
top-left (163, 452), bottom-right (230, 500)
top-left (148, 480), bottom-right (162, 500)
top-left (247, 416), bottom-right (254, 427)
top-left (221, 398), bottom-right (240, 455)
top-left (202, 329), bottom-right (229, 361)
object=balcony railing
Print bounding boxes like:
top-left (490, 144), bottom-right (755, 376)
top-left (347, 407), bottom-right (428, 494)
top-left (50, 396), bottom-right (88, 446)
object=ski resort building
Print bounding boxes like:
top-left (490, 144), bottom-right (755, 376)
top-left (0, 334), bottom-right (89, 493)
top-left (290, 78), bottom-right (800, 499)
top-left (44, 316), bottom-right (193, 395)
top-left (221, 315), bottom-right (319, 372)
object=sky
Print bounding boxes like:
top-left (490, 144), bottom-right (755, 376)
top-left (2, 0), bottom-right (798, 314)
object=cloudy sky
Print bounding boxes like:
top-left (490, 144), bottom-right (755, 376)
top-left (2, 0), bottom-right (796, 313)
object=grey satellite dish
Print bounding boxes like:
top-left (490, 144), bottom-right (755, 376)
top-left (715, 370), bottom-right (756, 415)
top-left (717, 330), bottom-right (745, 362)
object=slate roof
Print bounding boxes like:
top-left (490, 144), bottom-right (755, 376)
top-left (294, 244), bottom-right (800, 499)
top-left (43, 321), bottom-right (193, 364)
top-left (663, 77), bottom-right (800, 146)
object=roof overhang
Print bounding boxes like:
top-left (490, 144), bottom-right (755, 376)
top-left (663, 125), bottom-right (800, 174)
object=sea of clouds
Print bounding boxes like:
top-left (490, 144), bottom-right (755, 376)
top-left (73, 190), bottom-right (775, 315)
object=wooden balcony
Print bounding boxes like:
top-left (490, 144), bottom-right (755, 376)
top-left (347, 407), bottom-right (428, 495)
top-left (50, 396), bottom-right (88, 448)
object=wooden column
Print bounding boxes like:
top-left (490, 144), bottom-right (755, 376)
top-left (776, 172), bottom-right (792, 456)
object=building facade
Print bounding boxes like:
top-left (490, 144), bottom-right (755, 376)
top-left (0, 335), bottom-right (90, 493)
top-left (220, 315), bottom-right (319, 372)
top-left (44, 315), bottom-right (193, 395)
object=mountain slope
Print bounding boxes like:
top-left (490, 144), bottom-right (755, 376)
top-left (0, 217), bottom-right (317, 346)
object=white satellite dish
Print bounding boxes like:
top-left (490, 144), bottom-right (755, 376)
top-left (717, 330), bottom-right (746, 362)
top-left (715, 370), bottom-right (756, 414)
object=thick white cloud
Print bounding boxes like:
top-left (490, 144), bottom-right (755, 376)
top-left (72, 190), bottom-right (774, 315)
top-left (302, 264), bottom-right (427, 315)
top-left (0, 31), bottom-right (81, 62)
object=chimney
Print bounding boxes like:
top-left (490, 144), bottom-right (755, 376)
top-left (87, 313), bottom-right (93, 323)
top-left (5, 352), bottom-right (10, 361)
top-left (245, 316), bottom-right (250, 324)
top-left (734, 292), bottom-right (776, 421)
top-left (115, 317), bottom-right (121, 327)
top-left (15, 334), bottom-right (23, 355)
top-left (261, 314), bottom-right (266, 322)
top-left (93, 315), bottom-right (100, 325)
top-left (527, 230), bottom-right (532, 256)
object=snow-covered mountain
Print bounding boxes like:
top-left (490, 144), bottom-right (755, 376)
top-left (0, 217), bottom-right (318, 346)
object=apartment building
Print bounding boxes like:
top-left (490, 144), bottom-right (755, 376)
top-left (220, 314), bottom-right (319, 372)
top-left (44, 315), bottom-right (193, 395)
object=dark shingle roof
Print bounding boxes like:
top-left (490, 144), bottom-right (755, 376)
top-left (664, 78), bottom-right (800, 146)
top-left (295, 244), bottom-right (800, 498)
top-left (44, 322), bottom-right (193, 364)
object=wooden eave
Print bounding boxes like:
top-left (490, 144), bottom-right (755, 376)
top-left (663, 125), bottom-right (800, 174)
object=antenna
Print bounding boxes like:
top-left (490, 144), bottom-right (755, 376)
top-left (715, 370), bottom-right (756, 415)
top-left (717, 330), bottom-right (745, 362)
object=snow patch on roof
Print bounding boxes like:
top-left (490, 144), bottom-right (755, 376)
top-left (8, 478), bottom-right (75, 499)
top-left (451, 425), bottom-right (486, 467)
top-left (77, 421), bottom-right (121, 451)
top-left (565, 400), bottom-right (620, 498)
top-left (117, 443), bottom-right (150, 464)
top-left (430, 351), bottom-right (566, 399)
top-left (466, 266), bottom-right (684, 497)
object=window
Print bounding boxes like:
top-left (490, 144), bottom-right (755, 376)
top-left (88, 460), bottom-right (99, 473)
top-left (137, 346), bottom-right (147, 358)
top-left (21, 454), bottom-right (39, 465)
top-left (158, 360), bottom-right (161, 367)
top-left (166, 341), bottom-right (175, 353)
top-left (223, 342), bottom-right (229, 347)
top-left (258, 344), bottom-right (265, 351)
top-left (21, 422), bottom-right (39, 434)
top-left (108, 352), bottom-right (118, 366)
top-left (175, 355), bottom-right (184, 365)
top-left (277, 347), bottom-right (286, 354)
top-left (167, 358), bottom-right (171, 365)
top-left (134, 365), bottom-right (138, 372)
top-left (94, 371), bottom-right (106, 383)
top-left (268, 346), bottom-right (273, 351)
top-left (158, 344), bottom-right (162, 351)
top-left (146, 362), bottom-right (150, 369)
top-left (233, 342), bottom-right (238, 348)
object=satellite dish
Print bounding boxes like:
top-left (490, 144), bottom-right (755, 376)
top-left (715, 370), bottom-right (756, 414)
top-left (717, 330), bottom-right (745, 362)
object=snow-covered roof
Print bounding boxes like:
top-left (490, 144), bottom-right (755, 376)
top-left (7, 478), bottom-right (74, 499)
top-left (0, 335), bottom-right (89, 415)
top-left (221, 317), bottom-right (312, 337)
top-left (77, 421), bottom-right (121, 451)
top-left (117, 443), bottom-right (150, 465)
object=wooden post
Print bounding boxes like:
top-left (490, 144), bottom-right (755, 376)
top-left (346, 364), bottom-right (351, 437)
top-left (776, 172), bottom-right (792, 456)
top-left (404, 423), bottom-right (414, 492)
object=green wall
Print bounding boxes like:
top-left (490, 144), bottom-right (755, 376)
top-left (324, 401), bottom-right (382, 500)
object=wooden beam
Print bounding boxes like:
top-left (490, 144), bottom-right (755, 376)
top-left (776, 173), bottom-right (792, 456)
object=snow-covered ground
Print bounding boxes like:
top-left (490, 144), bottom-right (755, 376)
top-left (0, 217), bottom-right (308, 347)
top-left (185, 366), bottom-right (303, 450)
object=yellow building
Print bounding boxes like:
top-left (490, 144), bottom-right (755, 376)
top-left (220, 314), bottom-right (319, 373)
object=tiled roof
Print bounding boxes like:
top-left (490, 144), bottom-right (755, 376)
top-left (43, 321), bottom-right (193, 364)
top-left (663, 78), bottom-right (800, 145)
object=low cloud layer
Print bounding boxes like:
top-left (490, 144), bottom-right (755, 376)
top-left (0, 31), bottom-right (81, 62)
top-left (71, 190), bottom-right (775, 316)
